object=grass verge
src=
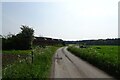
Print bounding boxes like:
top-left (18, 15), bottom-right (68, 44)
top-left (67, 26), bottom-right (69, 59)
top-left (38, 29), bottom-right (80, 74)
top-left (67, 45), bottom-right (120, 79)
top-left (2, 46), bottom-right (59, 79)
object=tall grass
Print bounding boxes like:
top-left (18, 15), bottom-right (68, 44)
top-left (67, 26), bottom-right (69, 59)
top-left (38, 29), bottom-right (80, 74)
top-left (2, 50), bottom-right (31, 68)
top-left (2, 46), bottom-right (59, 78)
top-left (67, 46), bottom-right (120, 79)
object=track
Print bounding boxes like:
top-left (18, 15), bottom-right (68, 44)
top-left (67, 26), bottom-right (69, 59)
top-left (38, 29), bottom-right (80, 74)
top-left (51, 47), bottom-right (115, 79)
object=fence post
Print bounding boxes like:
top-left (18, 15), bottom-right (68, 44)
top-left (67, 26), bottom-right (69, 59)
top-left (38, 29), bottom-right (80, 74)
top-left (31, 50), bottom-right (33, 64)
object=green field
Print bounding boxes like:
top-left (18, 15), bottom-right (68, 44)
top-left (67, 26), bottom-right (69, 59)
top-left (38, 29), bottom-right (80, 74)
top-left (67, 45), bottom-right (120, 78)
top-left (2, 46), bottom-right (59, 78)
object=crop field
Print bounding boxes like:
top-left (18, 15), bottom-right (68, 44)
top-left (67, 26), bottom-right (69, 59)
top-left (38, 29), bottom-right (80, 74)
top-left (67, 45), bottom-right (120, 78)
top-left (2, 46), bottom-right (59, 78)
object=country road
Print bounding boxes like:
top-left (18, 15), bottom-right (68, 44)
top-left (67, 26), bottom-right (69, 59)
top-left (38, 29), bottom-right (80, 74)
top-left (51, 47), bottom-right (115, 79)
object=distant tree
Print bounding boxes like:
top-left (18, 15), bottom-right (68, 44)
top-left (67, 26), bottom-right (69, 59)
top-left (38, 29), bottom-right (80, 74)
top-left (78, 38), bottom-right (119, 46)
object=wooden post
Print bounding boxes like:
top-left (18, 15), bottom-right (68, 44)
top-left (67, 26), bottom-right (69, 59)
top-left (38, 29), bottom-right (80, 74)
top-left (31, 50), bottom-right (33, 64)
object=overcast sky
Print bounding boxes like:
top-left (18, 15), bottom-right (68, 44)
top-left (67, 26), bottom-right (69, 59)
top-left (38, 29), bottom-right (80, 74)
top-left (1, 0), bottom-right (119, 40)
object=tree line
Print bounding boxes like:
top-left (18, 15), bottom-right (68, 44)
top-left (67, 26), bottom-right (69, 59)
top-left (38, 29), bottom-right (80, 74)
top-left (1, 25), bottom-right (34, 50)
top-left (64, 38), bottom-right (120, 45)
top-left (33, 37), bottom-right (65, 47)
top-left (78, 38), bottom-right (120, 45)
top-left (1, 25), bottom-right (65, 50)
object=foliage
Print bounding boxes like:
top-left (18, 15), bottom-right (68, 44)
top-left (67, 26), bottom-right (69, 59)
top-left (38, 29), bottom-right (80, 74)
top-left (15, 25), bottom-right (34, 50)
top-left (79, 39), bottom-right (120, 45)
top-left (65, 38), bottom-right (120, 45)
top-left (2, 46), bottom-right (59, 78)
top-left (67, 46), bottom-right (120, 79)
top-left (33, 37), bottom-right (64, 47)
top-left (2, 25), bottom-right (34, 50)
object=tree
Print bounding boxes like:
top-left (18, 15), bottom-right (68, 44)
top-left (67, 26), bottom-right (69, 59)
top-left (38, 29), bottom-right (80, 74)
top-left (16, 25), bottom-right (34, 50)
top-left (2, 25), bottom-right (34, 50)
